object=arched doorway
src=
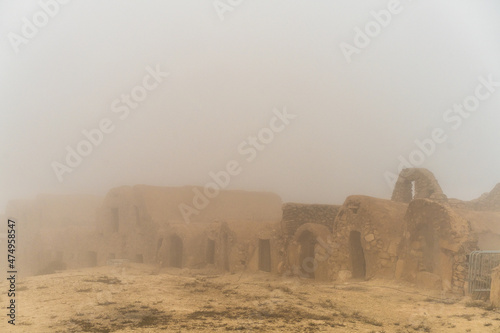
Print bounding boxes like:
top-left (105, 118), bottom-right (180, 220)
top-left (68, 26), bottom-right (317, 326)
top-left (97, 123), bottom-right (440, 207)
top-left (258, 239), bottom-right (271, 272)
top-left (349, 231), bottom-right (366, 279)
top-left (169, 235), bottom-right (183, 268)
top-left (298, 231), bottom-right (316, 278)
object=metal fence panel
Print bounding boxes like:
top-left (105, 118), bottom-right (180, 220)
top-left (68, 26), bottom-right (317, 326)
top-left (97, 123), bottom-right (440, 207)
top-left (468, 251), bottom-right (500, 299)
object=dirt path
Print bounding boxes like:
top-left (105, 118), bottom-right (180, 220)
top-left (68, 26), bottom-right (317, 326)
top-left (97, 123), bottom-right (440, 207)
top-left (1, 264), bottom-right (500, 332)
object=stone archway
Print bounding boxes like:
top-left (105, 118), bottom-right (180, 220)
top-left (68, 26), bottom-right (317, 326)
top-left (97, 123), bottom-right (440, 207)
top-left (391, 168), bottom-right (446, 203)
top-left (349, 231), bottom-right (366, 279)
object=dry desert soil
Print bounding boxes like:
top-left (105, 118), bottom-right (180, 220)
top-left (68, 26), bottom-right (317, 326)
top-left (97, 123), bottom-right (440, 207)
top-left (1, 264), bottom-right (500, 332)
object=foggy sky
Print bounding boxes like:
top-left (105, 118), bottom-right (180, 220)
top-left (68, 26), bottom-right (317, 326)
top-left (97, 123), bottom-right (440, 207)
top-left (2, 0), bottom-right (500, 212)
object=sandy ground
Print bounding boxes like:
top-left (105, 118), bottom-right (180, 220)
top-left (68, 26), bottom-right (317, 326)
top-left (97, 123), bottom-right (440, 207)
top-left (1, 264), bottom-right (500, 332)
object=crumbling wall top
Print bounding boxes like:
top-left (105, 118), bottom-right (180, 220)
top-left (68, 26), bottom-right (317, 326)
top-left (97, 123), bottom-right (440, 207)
top-left (281, 203), bottom-right (340, 236)
top-left (391, 168), bottom-right (446, 203)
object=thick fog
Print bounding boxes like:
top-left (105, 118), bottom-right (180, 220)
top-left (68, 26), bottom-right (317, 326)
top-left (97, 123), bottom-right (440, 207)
top-left (2, 0), bottom-right (500, 211)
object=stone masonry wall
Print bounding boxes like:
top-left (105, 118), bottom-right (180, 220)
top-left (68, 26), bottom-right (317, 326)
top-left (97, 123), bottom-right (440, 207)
top-left (281, 203), bottom-right (340, 236)
top-left (392, 168), bottom-right (447, 203)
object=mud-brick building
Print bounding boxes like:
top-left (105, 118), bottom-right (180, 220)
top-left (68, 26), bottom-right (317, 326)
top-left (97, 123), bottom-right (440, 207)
top-left (282, 196), bottom-right (408, 282)
top-left (328, 196), bottom-right (408, 281)
top-left (95, 185), bottom-right (284, 273)
top-left (281, 203), bottom-right (341, 280)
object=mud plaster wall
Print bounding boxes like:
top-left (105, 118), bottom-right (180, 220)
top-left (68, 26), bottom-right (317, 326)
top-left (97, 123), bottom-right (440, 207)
top-left (5, 194), bottom-right (102, 276)
top-left (154, 220), bottom-right (285, 274)
top-left (156, 223), bottom-right (213, 269)
top-left (398, 199), bottom-right (477, 292)
top-left (281, 203), bottom-right (340, 236)
top-left (391, 168), bottom-right (447, 203)
top-left (132, 185), bottom-right (283, 224)
top-left (331, 196), bottom-right (408, 281)
top-left (96, 186), bottom-right (158, 266)
top-left (245, 221), bottom-right (286, 274)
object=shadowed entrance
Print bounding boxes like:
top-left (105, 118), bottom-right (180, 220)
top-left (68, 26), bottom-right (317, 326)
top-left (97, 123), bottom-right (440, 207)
top-left (258, 239), bottom-right (271, 272)
top-left (349, 231), bottom-right (366, 279)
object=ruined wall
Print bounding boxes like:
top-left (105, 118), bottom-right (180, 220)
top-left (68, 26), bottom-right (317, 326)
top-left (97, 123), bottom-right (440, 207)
top-left (331, 196), bottom-right (408, 281)
top-left (281, 203), bottom-right (340, 236)
top-left (156, 223), bottom-right (214, 269)
top-left (391, 168), bottom-right (447, 203)
top-left (96, 185), bottom-right (284, 272)
top-left (6, 194), bottom-right (101, 231)
top-left (0, 214), bottom-right (6, 273)
top-left (325, 196), bottom-right (408, 281)
top-left (204, 222), bottom-right (234, 271)
top-left (449, 183), bottom-right (500, 211)
top-left (5, 194), bottom-right (102, 276)
top-left (153, 220), bottom-right (285, 275)
top-left (35, 226), bottom-right (104, 272)
top-left (398, 199), bottom-right (477, 292)
top-left (133, 185), bottom-right (283, 224)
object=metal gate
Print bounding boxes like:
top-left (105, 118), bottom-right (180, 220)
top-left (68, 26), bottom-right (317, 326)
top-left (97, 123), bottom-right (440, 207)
top-left (468, 251), bottom-right (500, 299)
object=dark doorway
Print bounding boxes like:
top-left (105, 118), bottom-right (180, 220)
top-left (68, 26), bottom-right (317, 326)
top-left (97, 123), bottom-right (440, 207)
top-left (222, 232), bottom-right (230, 271)
top-left (258, 239), bottom-right (271, 272)
top-left (111, 208), bottom-right (119, 232)
top-left (349, 231), bottom-right (366, 279)
top-left (207, 239), bottom-right (216, 264)
top-left (169, 235), bottom-right (183, 268)
top-left (298, 231), bottom-right (316, 278)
